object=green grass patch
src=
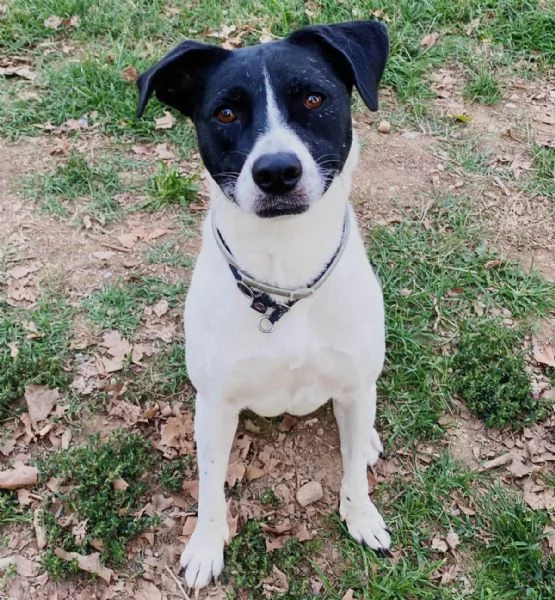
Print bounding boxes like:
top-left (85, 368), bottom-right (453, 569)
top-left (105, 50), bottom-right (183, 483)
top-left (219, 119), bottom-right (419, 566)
top-left (140, 162), bottom-right (199, 213)
top-left (0, 491), bottom-right (32, 529)
top-left (36, 431), bottom-right (159, 577)
top-left (0, 296), bottom-right (73, 419)
top-left (452, 319), bottom-right (545, 428)
top-left (224, 520), bottom-right (319, 599)
top-left (144, 240), bottom-right (194, 269)
top-left (21, 150), bottom-right (127, 222)
top-left (464, 68), bottom-right (503, 105)
top-left (369, 198), bottom-right (554, 442)
top-left (83, 276), bottom-right (184, 336)
top-left (474, 485), bottom-right (554, 599)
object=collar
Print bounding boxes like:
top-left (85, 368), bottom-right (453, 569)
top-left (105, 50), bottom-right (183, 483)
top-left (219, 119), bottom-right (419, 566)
top-left (211, 206), bottom-right (351, 332)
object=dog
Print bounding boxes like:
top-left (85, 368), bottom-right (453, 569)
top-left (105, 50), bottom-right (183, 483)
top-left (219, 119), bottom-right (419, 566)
top-left (136, 20), bottom-right (390, 590)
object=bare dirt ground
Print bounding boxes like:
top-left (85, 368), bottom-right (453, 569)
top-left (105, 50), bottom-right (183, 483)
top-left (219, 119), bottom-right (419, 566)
top-left (1, 71), bottom-right (553, 599)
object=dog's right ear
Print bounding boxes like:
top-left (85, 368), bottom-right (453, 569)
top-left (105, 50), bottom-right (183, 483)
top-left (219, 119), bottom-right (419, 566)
top-left (136, 41), bottom-right (231, 118)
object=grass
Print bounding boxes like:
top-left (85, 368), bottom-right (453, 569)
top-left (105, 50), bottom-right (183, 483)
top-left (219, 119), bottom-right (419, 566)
top-left (36, 431), bottom-right (159, 576)
top-left (141, 162), bottom-right (199, 212)
top-left (83, 275), bottom-right (184, 336)
top-left (144, 240), bottom-right (195, 268)
top-left (1, 1), bottom-right (554, 140)
top-left (0, 296), bottom-right (73, 419)
top-left (369, 197), bottom-right (554, 443)
top-left (21, 149), bottom-right (144, 223)
top-left (452, 318), bottom-right (545, 428)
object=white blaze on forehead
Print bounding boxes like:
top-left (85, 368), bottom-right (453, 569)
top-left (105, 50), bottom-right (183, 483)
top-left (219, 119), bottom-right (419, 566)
top-left (263, 68), bottom-right (284, 130)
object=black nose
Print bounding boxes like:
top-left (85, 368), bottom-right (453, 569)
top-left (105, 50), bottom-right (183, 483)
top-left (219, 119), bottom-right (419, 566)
top-left (252, 152), bottom-right (302, 195)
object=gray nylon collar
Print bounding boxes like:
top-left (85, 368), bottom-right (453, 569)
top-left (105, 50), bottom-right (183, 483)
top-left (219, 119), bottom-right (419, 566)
top-left (211, 206), bottom-right (351, 301)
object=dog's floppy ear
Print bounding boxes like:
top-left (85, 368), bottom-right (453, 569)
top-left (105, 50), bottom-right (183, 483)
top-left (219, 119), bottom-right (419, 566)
top-left (136, 41), bottom-right (231, 118)
top-left (288, 20), bottom-right (388, 111)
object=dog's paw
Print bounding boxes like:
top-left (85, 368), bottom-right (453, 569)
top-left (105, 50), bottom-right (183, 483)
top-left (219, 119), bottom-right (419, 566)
top-left (179, 523), bottom-right (229, 590)
top-left (366, 427), bottom-right (384, 468)
top-left (340, 495), bottom-right (391, 552)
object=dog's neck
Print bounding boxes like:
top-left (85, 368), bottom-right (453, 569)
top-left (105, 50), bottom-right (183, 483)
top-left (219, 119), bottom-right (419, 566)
top-left (209, 145), bottom-right (359, 290)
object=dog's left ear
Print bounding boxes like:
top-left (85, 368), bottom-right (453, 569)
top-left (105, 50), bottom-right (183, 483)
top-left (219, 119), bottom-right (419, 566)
top-left (288, 20), bottom-right (389, 111)
top-left (136, 41), bottom-right (231, 118)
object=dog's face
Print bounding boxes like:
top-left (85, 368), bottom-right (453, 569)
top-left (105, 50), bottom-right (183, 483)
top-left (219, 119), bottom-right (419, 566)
top-left (137, 21), bottom-right (388, 218)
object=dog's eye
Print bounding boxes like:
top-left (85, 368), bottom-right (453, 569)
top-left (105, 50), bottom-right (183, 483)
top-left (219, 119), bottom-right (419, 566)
top-left (215, 107), bottom-right (237, 124)
top-left (303, 93), bottom-right (324, 110)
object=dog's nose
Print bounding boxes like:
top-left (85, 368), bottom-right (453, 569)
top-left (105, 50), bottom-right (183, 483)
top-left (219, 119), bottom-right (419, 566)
top-left (252, 152), bottom-right (302, 195)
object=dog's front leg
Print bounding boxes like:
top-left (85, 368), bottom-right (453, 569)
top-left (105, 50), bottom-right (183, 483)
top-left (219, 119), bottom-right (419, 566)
top-left (180, 395), bottom-right (239, 589)
top-left (333, 385), bottom-right (391, 553)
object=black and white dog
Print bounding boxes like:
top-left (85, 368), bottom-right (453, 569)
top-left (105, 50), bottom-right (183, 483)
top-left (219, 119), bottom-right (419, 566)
top-left (137, 20), bottom-right (390, 590)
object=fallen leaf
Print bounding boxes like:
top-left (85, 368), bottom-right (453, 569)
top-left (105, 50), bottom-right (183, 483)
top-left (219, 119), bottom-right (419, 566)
top-left (121, 65), bottom-right (138, 82)
top-left (508, 457), bottom-right (533, 478)
top-left (134, 580), bottom-right (162, 600)
top-left (152, 299), bottom-right (169, 317)
top-left (112, 478), bottom-right (129, 492)
top-left (446, 529), bottom-right (460, 550)
top-left (431, 535), bottom-right (448, 553)
top-left (245, 464), bottom-right (265, 481)
top-left (262, 565), bottom-right (289, 595)
top-left (0, 555), bottom-right (39, 577)
top-left (34, 510), bottom-right (47, 549)
top-left (54, 549), bottom-right (113, 582)
top-left (545, 526), bottom-right (555, 554)
top-left (479, 452), bottom-right (513, 471)
top-left (155, 111), bottom-right (175, 130)
top-left (342, 590), bottom-right (355, 600)
top-left (25, 384), bottom-right (60, 423)
top-left (421, 32), bottom-right (440, 49)
top-left (0, 465), bottom-right (39, 490)
top-left (154, 143), bottom-right (175, 160)
top-left (533, 342), bottom-right (555, 368)
top-left (44, 15), bottom-right (63, 29)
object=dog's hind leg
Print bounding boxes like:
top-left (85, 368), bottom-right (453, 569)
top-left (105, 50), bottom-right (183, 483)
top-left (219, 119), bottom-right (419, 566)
top-left (333, 386), bottom-right (391, 554)
top-left (180, 395), bottom-right (238, 590)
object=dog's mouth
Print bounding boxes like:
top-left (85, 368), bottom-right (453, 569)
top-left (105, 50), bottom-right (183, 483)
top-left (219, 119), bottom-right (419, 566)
top-left (254, 191), bottom-right (310, 218)
top-left (256, 203), bottom-right (309, 218)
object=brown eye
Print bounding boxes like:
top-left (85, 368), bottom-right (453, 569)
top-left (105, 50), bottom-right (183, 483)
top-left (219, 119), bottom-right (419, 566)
top-left (304, 93), bottom-right (323, 109)
top-left (216, 106), bottom-right (237, 124)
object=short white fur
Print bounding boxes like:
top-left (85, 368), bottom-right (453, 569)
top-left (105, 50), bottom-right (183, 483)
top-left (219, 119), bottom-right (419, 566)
top-left (179, 72), bottom-right (390, 590)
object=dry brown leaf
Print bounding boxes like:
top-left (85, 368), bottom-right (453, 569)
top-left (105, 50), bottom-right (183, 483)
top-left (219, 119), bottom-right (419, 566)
top-left (182, 479), bottom-right (199, 501)
top-left (431, 535), bottom-right (448, 553)
top-left (121, 65), bottom-right (138, 82)
top-left (0, 555), bottom-right (39, 577)
top-left (155, 111), bottom-right (175, 130)
top-left (545, 526), bottom-right (555, 554)
top-left (101, 330), bottom-right (132, 361)
top-left (342, 590), bottom-right (355, 600)
top-left (44, 15), bottom-right (63, 29)
top-left (159, 414), bottom-right (194, 455)
top-left (446, 529), bottom-right (460, 550)
top-left (112, 478), bottom-right (129, 492)
top-left (0, 465), bottom-right (39, 490)
top-left (108, 400), bottom-right (142, 426)
top-left (533, 342), bottom-right (555, 368)
top-left (54, 549), bottom-right (113, 582)
top-left (34, 510), bottom-right (47, 549)
top-left (154, 143), bottom-right (175, 160)
top-left (245, 464), bottom-right (265, 481)
top-left (24, 384), bottom-right (60, 423)
top-left (262, 565), bottom-right (289, 595)
top-left (152, 299), bottom-right (169, 317)
top-left (296, 480), bottom-right (323, 507)
top-left (421, 32), bottom-right (440, 49)
top-left (508, 457), bottom-right (533, 478)
top-left (134, 580), bottom-right (162, 600)
top-left (226, 461), bottom-right (246, 488)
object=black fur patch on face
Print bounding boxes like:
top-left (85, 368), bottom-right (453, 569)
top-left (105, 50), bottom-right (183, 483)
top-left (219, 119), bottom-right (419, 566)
top-left (190, 41), bottom-right (354, 201)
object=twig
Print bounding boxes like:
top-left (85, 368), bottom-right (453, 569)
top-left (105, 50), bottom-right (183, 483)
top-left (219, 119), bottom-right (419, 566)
top-left (164, 565), bottom-right (191, 600)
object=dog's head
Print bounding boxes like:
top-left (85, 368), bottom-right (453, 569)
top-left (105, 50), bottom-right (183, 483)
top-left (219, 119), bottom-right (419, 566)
top-left (137, 21), bottom-right (388, 218)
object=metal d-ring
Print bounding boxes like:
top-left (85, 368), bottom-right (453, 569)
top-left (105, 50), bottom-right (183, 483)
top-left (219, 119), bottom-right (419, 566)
top-left (258, 316), bottom-right (274, 333)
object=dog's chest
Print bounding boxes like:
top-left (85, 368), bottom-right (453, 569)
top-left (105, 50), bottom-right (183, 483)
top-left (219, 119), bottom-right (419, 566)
top-left (224, 344), bottom-right (360, 417)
